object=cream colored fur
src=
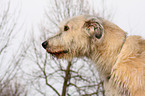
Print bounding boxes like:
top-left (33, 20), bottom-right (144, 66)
top-left (44, 15), bottom-right (145, 96)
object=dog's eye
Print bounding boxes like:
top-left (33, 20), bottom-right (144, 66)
top-left (64, 26), bottom-right (69, 31)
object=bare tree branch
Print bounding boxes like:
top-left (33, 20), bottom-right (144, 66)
top-left (0, 0), bottom-right (28, 95)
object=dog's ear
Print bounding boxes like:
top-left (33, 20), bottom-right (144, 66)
top-left (83, 18), bottom-right (104, 39)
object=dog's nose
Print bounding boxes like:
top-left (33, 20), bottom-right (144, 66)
top-left (42, 41), bottom-right (48, 49)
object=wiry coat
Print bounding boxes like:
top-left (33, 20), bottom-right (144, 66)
top-left (42, 15), bottom-right (145, 96)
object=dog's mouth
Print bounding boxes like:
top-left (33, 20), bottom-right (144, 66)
top-left (46, 48), bottom-right (69, 57)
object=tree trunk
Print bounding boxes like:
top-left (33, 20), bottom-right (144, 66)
top-left (62, 61), bottom-right (72, 96)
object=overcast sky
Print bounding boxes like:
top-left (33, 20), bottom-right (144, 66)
top-left (114, 0), bottom-right (145, 37)
top-left (19, 0), bottom-right (145, 38)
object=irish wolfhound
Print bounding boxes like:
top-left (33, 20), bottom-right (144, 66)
top-left (42, 15), bottom-right (145, 96)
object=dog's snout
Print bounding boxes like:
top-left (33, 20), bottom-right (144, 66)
top-left (42, 41), bottom-right (48, 49)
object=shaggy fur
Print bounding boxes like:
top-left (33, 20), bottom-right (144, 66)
top-left (42, 15), bottom-right (145, 96)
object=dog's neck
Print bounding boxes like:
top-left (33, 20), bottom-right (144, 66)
top-left (89, 20), bottom-right (127, 80)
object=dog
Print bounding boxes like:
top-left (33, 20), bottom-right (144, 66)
top-left (42, 15), bottom-right (145, 96)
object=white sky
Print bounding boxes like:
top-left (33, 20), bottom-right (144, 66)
top-left (114, 0), bottom-right (145, 37)
top-left (20, 0), bottom-right (46, 33)
top-left (21, 0), bottom-right (45, 24)
top-left (19, 0), bottom-right (145, 38)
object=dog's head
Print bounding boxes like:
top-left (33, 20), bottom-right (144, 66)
top-left (42, 15), bottom-right (105, 60)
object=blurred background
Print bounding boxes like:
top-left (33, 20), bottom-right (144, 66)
top-left (0, 0), bottom-right (145, 96)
